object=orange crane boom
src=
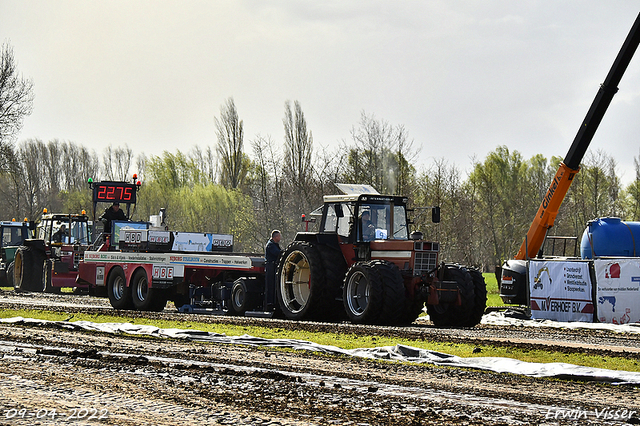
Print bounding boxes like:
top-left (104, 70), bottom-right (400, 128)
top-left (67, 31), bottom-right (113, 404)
top-left (515, 11), bottom-right (640, 260)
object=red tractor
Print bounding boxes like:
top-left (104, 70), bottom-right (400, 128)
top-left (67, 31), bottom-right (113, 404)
top-left (277, 184), bottom-right (486, 326)
top-left (13, 212), bottom-right (91, 292)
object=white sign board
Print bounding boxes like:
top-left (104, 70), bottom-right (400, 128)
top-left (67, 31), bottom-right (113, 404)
top-left (594, 259), bottom-right (640, 324)
top-left (529, 260), bottom-right (593, 322)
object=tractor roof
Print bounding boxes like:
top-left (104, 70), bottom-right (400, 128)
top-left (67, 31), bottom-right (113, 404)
top-left (324, 183), bottom-right (379, 203)
top-left (0, 221), bottom-right (28, 227)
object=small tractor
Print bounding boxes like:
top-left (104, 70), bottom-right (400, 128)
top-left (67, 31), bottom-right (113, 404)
top-left (0, 220), bottom-right (33, 288)
top-left (13, 212), bottom-right (91, 292)
top-left (277, 184), bottom-right (487, 326)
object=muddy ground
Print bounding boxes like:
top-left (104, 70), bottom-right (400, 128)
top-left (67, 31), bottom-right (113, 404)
top-left (0, 290), bottom-right (639, 425)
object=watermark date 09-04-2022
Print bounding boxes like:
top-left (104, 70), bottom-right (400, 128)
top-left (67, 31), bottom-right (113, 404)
top-left (3, 407), bottom-right (109, 421)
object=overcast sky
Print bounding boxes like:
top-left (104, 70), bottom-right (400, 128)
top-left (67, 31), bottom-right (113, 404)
top-left (2, 1), bottom-right (639, 184)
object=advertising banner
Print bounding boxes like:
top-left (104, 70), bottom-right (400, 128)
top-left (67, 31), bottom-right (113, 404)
top-left (594, 259), bottom-right (640, 324)
top-left (529, 261), bottom-right (593, 322)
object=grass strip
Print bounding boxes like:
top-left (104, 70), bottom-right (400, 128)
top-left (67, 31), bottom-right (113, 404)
top-left (0, 308), bottom-right (638, 373)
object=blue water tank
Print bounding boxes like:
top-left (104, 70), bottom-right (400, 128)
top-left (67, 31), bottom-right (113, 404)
top-left (580, 217), bottom-right (640, 259)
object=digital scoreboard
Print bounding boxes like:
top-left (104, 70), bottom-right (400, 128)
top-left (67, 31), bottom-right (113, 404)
top-left (92, 182), bottom-right (137, 204)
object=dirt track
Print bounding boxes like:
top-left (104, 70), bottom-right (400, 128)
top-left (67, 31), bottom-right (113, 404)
top-left (1, 290), bottom-right (640, 425)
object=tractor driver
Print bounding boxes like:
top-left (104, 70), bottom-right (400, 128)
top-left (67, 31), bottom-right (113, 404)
top-left (52, 224), bottom-right (68, 243)
top-left (100, 202), bottom-right (128, 234)
top-left (361, 210), bottom-right (375, 241)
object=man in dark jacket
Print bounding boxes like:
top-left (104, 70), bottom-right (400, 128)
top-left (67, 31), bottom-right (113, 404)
top-left (100, 202), bottom-right (127, 234)
top-left (264, 230), bottom-right (282, 310)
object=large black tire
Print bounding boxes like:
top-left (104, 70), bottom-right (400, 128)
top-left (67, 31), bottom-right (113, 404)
top-left (107, 267), bottom-right (133, 310)
top-left (277, 241), bottom-right (329, 321)
top-left (316, 244), bottom-right (348, 320)
top-left (427, 264), bottom-right (475, 327)
top-left (7, 262), bottom-right (15, 289)
top-left (228, 278), bottom-right (261, 315)
top-left (131, 269), bottom-right (167, 312)
top-left (466, 268), bottom-right (487, 326)
top-left (14, 246), bottom-right (46, 292)
top-left (343, 262), bottom-right (384, 324)
top-left (371, 260), bottom-right (406, 325)
top-left (42, 260), bottom-right (61, 294)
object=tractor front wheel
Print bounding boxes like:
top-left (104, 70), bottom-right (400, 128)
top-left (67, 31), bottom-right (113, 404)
top-left (466, 268), bottom-right (487, 326)
top-left (343, 262), bottom-right (383, 324)
top-left (427, 264), bottom-right (475, 327)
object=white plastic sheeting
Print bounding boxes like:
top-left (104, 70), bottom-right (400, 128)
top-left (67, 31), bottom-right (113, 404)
top-left (2, 316), bottom-right (640, 385)
top-left (482, 311), bottom-right (640, 334)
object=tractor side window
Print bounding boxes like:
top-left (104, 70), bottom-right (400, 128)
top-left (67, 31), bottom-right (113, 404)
top-left (323, 205), bottom-right (337, 232)
top-left (336, 204), bottom-right (352, 238)
top-left (393, 205), bottom-right (409, 240)
top-left (39, 221), bottom-right (50, 241)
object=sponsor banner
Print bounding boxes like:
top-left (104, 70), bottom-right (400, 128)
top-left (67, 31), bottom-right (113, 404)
top-left (529, 260), bottom-right (593, 322)
top-left (594, 259), bottom-right (640, 324)
top-left (171, 232), bottom-right (233, 252)
top-left (83, 251), bottom-right (252, 269)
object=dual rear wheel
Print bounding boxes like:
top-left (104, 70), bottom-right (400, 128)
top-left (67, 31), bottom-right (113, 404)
top-left (107, 267), bottom-right (167, 312)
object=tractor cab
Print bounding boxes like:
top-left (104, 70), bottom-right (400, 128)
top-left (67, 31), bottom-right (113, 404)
top-left (38, 213), bottom-right (91, 246)
top-left (320, 192), bottom-right (410, 243)
top-left (312, 184), bottom-right (439, 275)
top-left (0, 220), bottom-right (33, 287)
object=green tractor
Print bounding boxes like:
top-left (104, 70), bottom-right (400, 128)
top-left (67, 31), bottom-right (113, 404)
top-left (0, 221), bottom-right (33, 288)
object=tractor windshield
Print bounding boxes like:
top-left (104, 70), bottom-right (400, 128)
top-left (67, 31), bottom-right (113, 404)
top-left (2, 226), bottom-right (25, 247)
top-left (41, 218), bottom-right (90, 244)
top-left (358, 203), bottom-right (409, 241)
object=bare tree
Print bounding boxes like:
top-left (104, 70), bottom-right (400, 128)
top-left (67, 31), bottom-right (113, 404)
top-left (343, 111), bottom-right (416, 194)
top-left (215, 98), bottom-right (248, 189)
top-left (102, 144), bottom-right (133, 181)
top-left (0, 42), bottom-right (34, 167)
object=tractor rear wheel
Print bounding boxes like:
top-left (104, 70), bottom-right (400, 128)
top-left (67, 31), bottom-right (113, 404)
top-left (427, 264), bottom-right (475, 327)
top-left (277, 241), bottom-right (328, 321)
top-left (466, 268), bottom-right (487, 326)
top-left (14, 246), bottom-right (46, 292)
top-left (131, 269), bottom-right (167, 312)
top-left (107, 267), bottom-right (133, 310)
top-left (316, 244), bottom-right (348, 320)
top-left (343, 262), bottom-right (384, 324)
